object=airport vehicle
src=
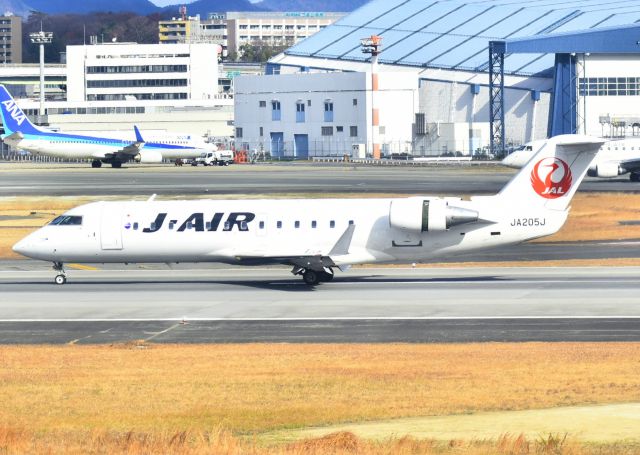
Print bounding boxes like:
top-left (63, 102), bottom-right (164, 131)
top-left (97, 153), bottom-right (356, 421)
top-left (503, 137), bottom-right (640, 181)
top-left (0, 85), bottom-right (216, 168)
top-left (192, 150), bottom-right (234, 166)
top-left (13, 134), bottom-right (603, 285)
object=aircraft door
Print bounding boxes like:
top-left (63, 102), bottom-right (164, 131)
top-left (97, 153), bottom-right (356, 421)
top-left (100, 203), bottom-right (123, 250)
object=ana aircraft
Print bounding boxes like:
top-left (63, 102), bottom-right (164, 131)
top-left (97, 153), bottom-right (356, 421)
top-left (0, 85), bottom-right (215, 168)
top-left (503, 137), bottom-right (640, 181)
top-left (13, 134), bottom-right (603, 285)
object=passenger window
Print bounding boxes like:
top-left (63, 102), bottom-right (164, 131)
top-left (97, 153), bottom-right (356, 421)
top-left (206, 221), bottom-right (211, 230)
top-left (133, 222), bottom-right (139, 230)
top-left (330, 220), bottom-right (335, 228)
top-left (169, 221), bottom-right (175, 230)
top-left (295, 221), bottom-right (300, 228)
top-left (240, 221), bottom-right (247, 230)
top-left (187, 221), bottom-right (193, 229)
top-left (259, 221), bottom-right (265, 229)
top-left (277, 221), bottom-right (282, 229)
top-left (224, 221), bottom-right (230, 230)
top-left (349, 220), bottom-right (354, 225)
top-left (311, 221), bottom-right (317, 228)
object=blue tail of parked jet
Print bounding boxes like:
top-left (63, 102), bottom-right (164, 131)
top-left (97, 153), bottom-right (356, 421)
top-left (0, 85), bottom-right (42, 136)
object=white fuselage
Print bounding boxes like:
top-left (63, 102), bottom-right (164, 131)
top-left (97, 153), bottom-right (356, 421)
top-left (5, 134), bottom-right (214, 161)
top-left (14, 197), bottom-right (566, 266)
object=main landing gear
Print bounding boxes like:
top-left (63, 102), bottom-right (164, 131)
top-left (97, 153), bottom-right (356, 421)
top-left (53, 262), bottom-right (66, 285)
top-left (91, 160), bottom-right (102, 168)
top-left (295, 267), bottom-right (334, 286)
top-left (630, 172), bottom-right (640, 182)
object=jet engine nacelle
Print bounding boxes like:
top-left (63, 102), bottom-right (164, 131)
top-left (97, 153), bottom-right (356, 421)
top-left (134, 150), bottom-right (163, 164)
top-left (588, 162), bottom-right (622, 178)
top-left (389, 197), bottom-right (479, 232)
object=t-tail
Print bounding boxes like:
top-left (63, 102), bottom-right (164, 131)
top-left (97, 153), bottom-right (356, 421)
top-left (496, 134), bottom-right (604, 212)
top-left (0, 84), bottom-right (42, 137)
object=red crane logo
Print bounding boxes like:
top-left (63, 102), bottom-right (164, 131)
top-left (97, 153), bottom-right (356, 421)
top-left (530, 157), bottom-right (572, 199)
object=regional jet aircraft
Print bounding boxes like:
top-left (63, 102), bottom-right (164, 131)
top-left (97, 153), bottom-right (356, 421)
top-left (13, 134), bottom-right (603, 285)
top-left (0, 85), bottom-right (214, 168)
top-left (503, 137), bottom-right (640, 181)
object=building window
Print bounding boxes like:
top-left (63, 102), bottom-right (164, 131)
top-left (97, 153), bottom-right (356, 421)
top-left (321, 126), bottom-right (333, 136)
top-left (350, 126), bottom-right (358, 137)
top-left (259, 100), bottom-right (266, 107)
top-left (272, 100), bottom-right (281, 121)
top-left (236, 127), bottom-right (243, 138)
top-left (336, 126), bottom-right (343, 133)
top-left (296, 101), bottom-right (305, 123)
top-left (324, 101), bottom-right (334, 122)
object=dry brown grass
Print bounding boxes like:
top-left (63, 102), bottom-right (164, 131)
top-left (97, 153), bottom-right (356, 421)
top-left (2, 192), bottom-right (640, 260)
top-left (1, 428), bottom-right (638, 455)
top-left (2, 343), bottom-right (640, 453)
top-left (1, 343), bottom-right (640, 441)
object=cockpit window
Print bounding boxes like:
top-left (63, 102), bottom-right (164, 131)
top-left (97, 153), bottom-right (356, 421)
top-left (49, 215), bottom-right (83, 226)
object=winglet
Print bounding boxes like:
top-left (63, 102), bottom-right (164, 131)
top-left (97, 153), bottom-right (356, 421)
top-left (329, 224), bottom-right (355, 256)
top-left (134, 125), bottom-right (144, 143)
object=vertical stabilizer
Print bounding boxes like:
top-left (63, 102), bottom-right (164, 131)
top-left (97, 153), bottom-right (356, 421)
top-left (0, 85), bottom-right (42, 136)
top-left (497, 134), bottom-right (604, 211)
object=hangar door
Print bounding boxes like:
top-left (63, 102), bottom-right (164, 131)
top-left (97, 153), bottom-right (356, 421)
top-left (294, 134), bottom-right (309, 159)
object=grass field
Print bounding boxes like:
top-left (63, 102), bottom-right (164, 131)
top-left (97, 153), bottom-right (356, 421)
top-left (1, 343), bottom-right (640, 453)
top-left (2, 192), bottom-right (640, 260)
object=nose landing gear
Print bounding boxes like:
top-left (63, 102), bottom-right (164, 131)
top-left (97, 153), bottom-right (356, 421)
top-left (53, 262), bottom-right (66, 285)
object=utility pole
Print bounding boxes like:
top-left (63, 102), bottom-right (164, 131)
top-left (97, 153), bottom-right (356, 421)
top-left (361, 35), bottom-right (382, 159)
top-left (29, 30), bottom-right (53, 118)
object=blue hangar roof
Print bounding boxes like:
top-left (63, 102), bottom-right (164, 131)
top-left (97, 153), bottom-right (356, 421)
top-left (284, 0), bottom-right (640, 77)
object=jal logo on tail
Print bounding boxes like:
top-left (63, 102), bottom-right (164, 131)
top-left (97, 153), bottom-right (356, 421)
top-left (530, 157), bottom-right (572, 199)
top-left (1, 100), bottom-right (26, 126)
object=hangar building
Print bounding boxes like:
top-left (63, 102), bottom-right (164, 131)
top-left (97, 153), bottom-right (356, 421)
top-left (234, 0), bottom-right (640, 158)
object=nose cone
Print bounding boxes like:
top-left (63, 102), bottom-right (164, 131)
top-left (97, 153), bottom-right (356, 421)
top-left (12, 237), bottom-right (31, 257)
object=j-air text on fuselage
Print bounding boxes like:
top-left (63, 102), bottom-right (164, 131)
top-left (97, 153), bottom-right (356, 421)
top-left (0, 84), bottom-right (216, 168)
top-left (503, 137), bottom-right (640, 181)
top-left (13, 135), bottom-right (604, 285)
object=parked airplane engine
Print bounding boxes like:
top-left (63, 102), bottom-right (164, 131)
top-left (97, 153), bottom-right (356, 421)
top-left (134, 151), bottom-right (163, 164)
top-left (587, 162), bottom-right (622, 178)
top-left (389, 198), bottom-right (478, 232)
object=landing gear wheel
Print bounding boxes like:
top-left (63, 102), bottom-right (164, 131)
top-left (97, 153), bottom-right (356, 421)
top-left (54, 274), bottom-right (66, 285)
top-left (302, 270), bottom-right (320, 285)
top-left (111, 160), bottom-right (122, 168)
top-left (631, 172), bottom-right (640, 182)
top-left (319, 269), bottom-right (334, 282)
top-left (91, 160), bottom-right (102, 168)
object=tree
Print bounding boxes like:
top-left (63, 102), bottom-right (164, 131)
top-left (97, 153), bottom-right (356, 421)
top-left (22, 11), bottom-right (163, 63)
top-left (237, 40), bottom-right (288, 63)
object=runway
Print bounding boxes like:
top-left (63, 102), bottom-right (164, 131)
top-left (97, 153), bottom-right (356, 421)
top-left (1, 266), bottom-right (640, 343)
top-left (0, 162), bottom-right (636, 196)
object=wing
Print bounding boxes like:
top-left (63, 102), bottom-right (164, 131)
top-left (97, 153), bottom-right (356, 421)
top-left (228, 224), bottom-right (356, 271)
top-left (99, 142), bottom-right (144, 161)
